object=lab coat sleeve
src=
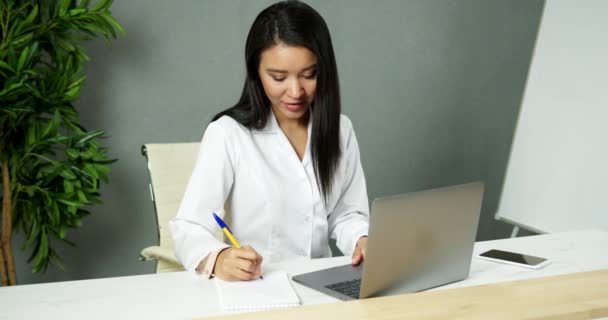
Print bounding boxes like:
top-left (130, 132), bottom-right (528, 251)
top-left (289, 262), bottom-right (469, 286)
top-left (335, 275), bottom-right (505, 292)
top-left (169, 121), bottom-right (233, 271)
top-left (328, 117), bottom-right (370, 256)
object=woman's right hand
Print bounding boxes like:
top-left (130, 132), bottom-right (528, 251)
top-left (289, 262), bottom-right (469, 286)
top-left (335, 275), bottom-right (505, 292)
top-left (213, 245), bottom-right (263, 281)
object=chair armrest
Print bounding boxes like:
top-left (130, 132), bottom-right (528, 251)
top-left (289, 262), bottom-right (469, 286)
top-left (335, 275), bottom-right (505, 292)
top-left (140, 246), bottom-right (180, 265)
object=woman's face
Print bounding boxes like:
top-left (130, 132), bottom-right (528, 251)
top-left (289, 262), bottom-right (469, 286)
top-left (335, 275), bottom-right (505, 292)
top-left (258, 43), bottom-right (317, 123)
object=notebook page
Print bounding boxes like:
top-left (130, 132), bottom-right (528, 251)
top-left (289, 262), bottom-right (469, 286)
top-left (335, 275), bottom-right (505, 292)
top-left (214, 270), bottom-right (301, 311)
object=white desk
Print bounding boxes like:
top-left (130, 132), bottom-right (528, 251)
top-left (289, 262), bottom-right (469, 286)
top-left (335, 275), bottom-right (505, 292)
top-left (1, 229), bottom-right (607, 320)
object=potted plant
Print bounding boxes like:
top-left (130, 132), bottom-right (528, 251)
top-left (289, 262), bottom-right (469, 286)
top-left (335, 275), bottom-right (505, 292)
top-left (0, 0), bottom-right (123, 285)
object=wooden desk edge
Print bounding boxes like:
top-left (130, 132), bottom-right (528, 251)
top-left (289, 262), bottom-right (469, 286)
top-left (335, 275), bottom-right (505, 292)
top-left (200, 269), bottom-right (608, 320)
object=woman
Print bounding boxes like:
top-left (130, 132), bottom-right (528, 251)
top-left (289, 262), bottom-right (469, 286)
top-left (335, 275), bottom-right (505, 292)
top-left (170, 0), bottom-right (369, 281)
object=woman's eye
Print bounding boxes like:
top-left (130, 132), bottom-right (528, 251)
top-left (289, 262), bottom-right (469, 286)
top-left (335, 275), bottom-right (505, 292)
top-left (303, 71), bottom-right (317, 79)
top-left (272, 77), bottom-right (286, 82)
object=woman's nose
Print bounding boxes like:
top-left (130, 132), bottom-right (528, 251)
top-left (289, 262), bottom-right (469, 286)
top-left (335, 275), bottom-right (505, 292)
top-left (288, 79), bottom-right (304, 98)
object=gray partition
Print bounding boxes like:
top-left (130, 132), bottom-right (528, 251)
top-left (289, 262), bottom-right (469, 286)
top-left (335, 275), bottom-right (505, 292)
top-left (12, 0), bottom-right (544, 285)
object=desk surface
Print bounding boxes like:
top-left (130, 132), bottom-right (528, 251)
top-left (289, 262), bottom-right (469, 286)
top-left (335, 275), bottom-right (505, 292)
top-left (1, 229), bottom-right (607, 320)
top-left (206, 269), bottom-right (608, 320)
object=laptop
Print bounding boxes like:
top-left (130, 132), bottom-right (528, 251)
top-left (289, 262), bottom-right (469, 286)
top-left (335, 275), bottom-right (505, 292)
top-left (292, 182), bottom-right (484, 300)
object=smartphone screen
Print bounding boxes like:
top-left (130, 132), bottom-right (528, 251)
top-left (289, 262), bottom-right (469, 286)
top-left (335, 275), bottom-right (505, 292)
top-left (479, 249), bottom-right (547, 266)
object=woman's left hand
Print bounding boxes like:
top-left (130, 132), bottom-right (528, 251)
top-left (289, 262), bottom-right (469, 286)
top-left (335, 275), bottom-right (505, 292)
top-left (351, 236), bottom-right (368, 266)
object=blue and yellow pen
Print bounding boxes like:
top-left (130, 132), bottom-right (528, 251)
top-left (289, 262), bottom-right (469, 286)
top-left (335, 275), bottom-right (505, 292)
top-left (212, 212), bottom-right (263, 280)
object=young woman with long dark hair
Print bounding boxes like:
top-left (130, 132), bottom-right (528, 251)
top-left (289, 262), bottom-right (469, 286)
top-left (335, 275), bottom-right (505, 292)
top-left (171, 1), bottom-right (369, 281)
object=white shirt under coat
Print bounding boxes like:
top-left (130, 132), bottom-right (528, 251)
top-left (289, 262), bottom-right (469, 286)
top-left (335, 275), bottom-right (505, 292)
top-left (170, 111), bottom-right (370, 271)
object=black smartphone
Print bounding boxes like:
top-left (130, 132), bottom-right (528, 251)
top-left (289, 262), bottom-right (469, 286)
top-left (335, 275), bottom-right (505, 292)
top-left (477, 249), bottom-right (550, 269)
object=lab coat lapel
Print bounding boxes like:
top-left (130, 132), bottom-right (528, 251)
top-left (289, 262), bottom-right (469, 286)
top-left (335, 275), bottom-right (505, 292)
top-left (266, 109), bottom-right (313, 167)
top-left (266, 110), bottom-right (316, 262)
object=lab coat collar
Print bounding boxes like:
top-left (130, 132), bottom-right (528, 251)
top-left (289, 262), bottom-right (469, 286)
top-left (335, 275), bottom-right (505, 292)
top-left (255, 108), bottom-right (313, 166)
top-left (255, 108), bottom-right (313, 135)
top-left (254, 110), bottom-right (280, 134)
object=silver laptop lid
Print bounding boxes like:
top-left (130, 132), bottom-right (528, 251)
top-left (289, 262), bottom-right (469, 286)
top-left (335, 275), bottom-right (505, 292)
top-left (359, 182), bottom-right (484, 298)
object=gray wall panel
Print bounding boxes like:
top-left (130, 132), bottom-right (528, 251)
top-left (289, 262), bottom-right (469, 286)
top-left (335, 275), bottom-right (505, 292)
top-left (12, 0), bottom-right (543, 284)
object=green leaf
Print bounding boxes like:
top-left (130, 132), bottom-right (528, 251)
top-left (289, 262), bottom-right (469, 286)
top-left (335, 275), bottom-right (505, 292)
top-left (51, 202), bottom-right (60, 219)
top-left (23, 5), bottom-right (39, 26)
top-left (49, 249), bottom-right (66, 271)
top-left (42, 110), bottom-right (61, 138)
top-left (67, 204), bottom-right (77, 214)
top-left (67, 75), bottom-right (86, 89)
top-left (83, 163), bottom-right (99, 179)
top-left (78, 209), bottom-right (92, 216)
top-left (0, 85), bottom-right (28, 99)
top-left (0, 60), bottom-right (15, 73)
top-left (13, 20), bottom-right (25, 35)
top-left (88, 196), bottom-right (103, 204)
top-left (95, 14), bottom-right (116, 38)
top-left (66, 148), bottom-right (79, 159)
top-left (71, 217), bottom-right (82, 227)
top-left (64, 85), bottom-right (80, 100)
top-left (58, 198), bottom-right (81, 207)
top-left (34, 228), bottom-right (49, 270)
top-left (0, 83), bottom-right (24, 97)
top-left (48, 135), bottom-right (70, 144)
top-left (69, 8), bottom-right (86, 16)
top-left (50, 202), bottom-right (60, 226)
top-left (81, 23), bottom-right (107, 35)
top-left (17, 47), bottom-right (30, 71)
top-left (59, 226), bottom-right (68, 239)
top-left (55, 38), bottom-right (76, 52)
top-left (101, 13), bottom-right (125, 36)
top-left (27, 238), bottom-right (41, 264)
top-left (24, 82), bottom-right (44, 99)
top-left (91, 0), bottom-right (111, 11)
top-left (76, 130), bottom-right (105, 146)
top-left (63, 180), bottom-right (74, 193)
top-left (28, 41), bottom-right (40, 61)
top-left (11, 32), bottom-right (34, 47)
top-left (59, 0), bottom-right (71, 16)
top-left (93, 163), bottom-right (110, 175)
top-left (59, 168), bottom-right (77, 180)
top-left (78, 0), bottom-right (92, 9)
top-left (24, 186), bottom-right (35, 197)
top-left (76, 190), bottom-right (88, 203)
top-left (25, 124), bottom-right (38, 147)
top-left (41, 230), bottom-right (48, 255)
top-left (91, 158), bottom-right (118, 165)
top-left (24, 220), bottom-right (40, 248)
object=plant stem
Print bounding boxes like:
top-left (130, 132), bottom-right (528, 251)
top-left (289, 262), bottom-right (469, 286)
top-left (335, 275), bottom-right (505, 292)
top-left (1, 159), bottom-right (16, 285)
top-left (0, 234), bottom-right (7, 286)
top-left (1, 160), bottom-right (9, 286)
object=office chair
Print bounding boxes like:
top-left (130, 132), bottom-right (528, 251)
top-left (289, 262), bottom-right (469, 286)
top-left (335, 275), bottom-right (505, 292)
top-left (140, 142), bottom-right (231, 272)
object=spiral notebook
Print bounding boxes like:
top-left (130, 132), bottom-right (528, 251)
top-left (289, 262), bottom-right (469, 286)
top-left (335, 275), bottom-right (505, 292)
top-left (214, 270), bottom-right (301, 311)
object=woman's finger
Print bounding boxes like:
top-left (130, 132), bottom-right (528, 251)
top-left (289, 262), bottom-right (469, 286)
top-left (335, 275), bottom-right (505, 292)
top-left (225, 259), bottom-right (256, 280)
top-left (235, 245), bottom-right (264, 264)
top-left (235, 266), bottom-right (257, 281)
top-left (352, 248), bottom-right (363, 265)
top-left (235, 257), bottom-right (257, 273)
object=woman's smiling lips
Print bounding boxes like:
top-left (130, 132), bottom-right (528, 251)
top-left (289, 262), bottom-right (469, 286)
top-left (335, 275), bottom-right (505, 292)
top-left (284, 101), bottom-right (306, 112)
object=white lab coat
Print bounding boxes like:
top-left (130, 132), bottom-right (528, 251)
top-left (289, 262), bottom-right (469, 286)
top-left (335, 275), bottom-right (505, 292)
top-left (170, 111), bottom-right (370, 271)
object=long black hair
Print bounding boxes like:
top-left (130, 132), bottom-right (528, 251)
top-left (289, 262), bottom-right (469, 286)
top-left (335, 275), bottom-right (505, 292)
top-left (213, 0), bottom-right (341, 203)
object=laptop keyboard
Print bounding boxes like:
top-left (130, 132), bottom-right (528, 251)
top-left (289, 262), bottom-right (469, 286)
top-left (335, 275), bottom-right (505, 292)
top-left (325, 278), bottom-right (361, 299)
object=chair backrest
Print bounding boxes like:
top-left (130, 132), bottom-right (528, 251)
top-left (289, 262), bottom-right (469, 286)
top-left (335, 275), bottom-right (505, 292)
top-left (142, 143), bottom-right (201, 272)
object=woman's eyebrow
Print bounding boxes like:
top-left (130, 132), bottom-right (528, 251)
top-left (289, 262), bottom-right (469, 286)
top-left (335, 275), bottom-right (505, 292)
top-left (301, 63), bottom-right (317, 71)
top-left (266, 68), bottom-right (288, 74)
top-left (266, 64), bottom-right (317, 73)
